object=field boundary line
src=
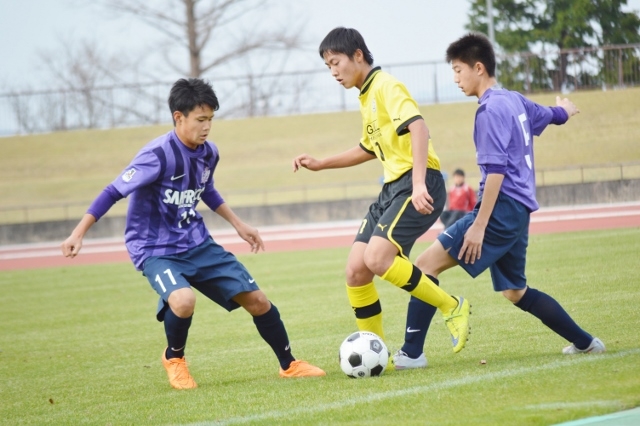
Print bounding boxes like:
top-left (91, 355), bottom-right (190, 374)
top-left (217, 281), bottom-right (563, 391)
top-left (183, 348), bottom-right (640, 426)
top-left (2, 204), bottom-right (639, 261)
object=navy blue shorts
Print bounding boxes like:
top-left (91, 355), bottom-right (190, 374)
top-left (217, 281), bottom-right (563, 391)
top-left (436, 193), bottom-right (530, 291)
top-left (142, 237), bottom-right (260, 321)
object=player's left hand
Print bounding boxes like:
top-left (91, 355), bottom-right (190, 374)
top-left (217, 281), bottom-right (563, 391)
top-left (459, 222), bottom-right (485, 264)
top-left (411, 184), bottom-right (434, 214)
top-left (556, 96), bottom-right (580, 117)
top-left (235, 222), bottom-right (265, 253)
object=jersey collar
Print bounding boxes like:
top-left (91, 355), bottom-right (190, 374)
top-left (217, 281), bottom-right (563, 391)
top-left (360, 66), bottom-right (381, 95)
top-left (478, 84), bottom-right (502, 104)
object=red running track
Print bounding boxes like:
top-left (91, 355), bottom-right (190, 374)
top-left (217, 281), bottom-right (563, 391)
top-left (1, 202), bottom-right (639, 272)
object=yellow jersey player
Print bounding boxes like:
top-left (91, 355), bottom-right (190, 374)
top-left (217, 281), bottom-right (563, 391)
top-left (292, 27), bottom-right (471, 367)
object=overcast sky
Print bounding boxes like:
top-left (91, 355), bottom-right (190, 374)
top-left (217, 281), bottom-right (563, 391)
top-left (1, 0), bottom-right (639, 92)
top-left (0, 0), bottom-right (471, 90)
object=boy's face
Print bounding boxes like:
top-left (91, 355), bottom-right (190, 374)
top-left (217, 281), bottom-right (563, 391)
top-left (451, 59), bottom-right (482, 98)
top-left (173, 104), bottom-right (214, 149)
top-left (453, 173), bottom-right (465, 186)
top-left (323, 51), bottom-right (366, 90)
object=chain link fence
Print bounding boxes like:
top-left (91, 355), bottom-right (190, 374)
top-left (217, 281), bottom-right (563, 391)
top-left (1, 44), bottom-right (638, 136)
top-left (2, 44), bottom-right (639, 225)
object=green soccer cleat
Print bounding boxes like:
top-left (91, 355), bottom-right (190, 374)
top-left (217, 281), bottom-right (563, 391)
top-left (443, 296), bottom-right (471, 353)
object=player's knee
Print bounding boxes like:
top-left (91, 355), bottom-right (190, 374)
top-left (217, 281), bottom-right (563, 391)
top-left (239, 290), bottom-right (270, 316)
top-left (416, 243), bottom-right (450, 276)
top-left (362, 248), bottom-right (393, 276)
top-left (502, 288), bottom-right (525, 303)
top-left (345, 263), bottom-right (373, 286)
top-left (168, 288), bottom-right (196, 317)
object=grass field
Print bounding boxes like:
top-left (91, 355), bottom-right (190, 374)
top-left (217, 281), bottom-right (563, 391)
top-left (1, 87), bottom-right (639, 223)
top-left (1, 228), bottom-right (639, 425)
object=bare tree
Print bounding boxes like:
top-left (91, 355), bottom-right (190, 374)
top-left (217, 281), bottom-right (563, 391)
top-left (101, 0), bottom-right (305, 78)
top-left (38, 39), bottom-right (125, 129)
top-left (4, 0), bottom-right (307, 134)
top-left (15, 37), bottom-right (163, 133)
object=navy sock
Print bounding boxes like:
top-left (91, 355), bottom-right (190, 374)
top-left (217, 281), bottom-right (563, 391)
top-left (253, 303), bottom-right (295, 370)
top-left (515, 287), bottom-right (593, 349)
top-left (164, 308), bottom-right (192, 359)
top-left (401, 275), bottom-right (439, 359)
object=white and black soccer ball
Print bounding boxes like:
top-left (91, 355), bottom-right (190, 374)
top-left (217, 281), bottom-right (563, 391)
top-left (339, 331), bottom-right (389, 378)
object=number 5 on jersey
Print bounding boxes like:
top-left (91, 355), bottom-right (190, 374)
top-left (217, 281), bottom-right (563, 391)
top-left (518, 113), bottom-right (532, 169)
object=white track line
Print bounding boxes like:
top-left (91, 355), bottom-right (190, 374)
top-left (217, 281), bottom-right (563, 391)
top-left (182, 349), bottom-right (640, 426)
top-left (1, 204), bottom-right (638, 261)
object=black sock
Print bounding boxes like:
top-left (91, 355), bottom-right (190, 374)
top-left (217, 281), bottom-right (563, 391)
top-left (253, 303), bottom-right (295, 370)
top-left (515, 287), bottom-right (593, 349)
top-left (164, 308), bottom-right (192, 359)
top-left (401, 275), bottom-right (439, 359)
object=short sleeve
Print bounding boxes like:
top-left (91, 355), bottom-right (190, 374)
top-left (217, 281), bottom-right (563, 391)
top-left (382, 81), bottom-right (422, 135)
top-left (475, 106), bottom-right (509, 167)
top-left (111, 149), bottom-right (162, 197)
top-left (519, 94), bottom-right (553, 136)
top-left (360, 125), bottom-right (374, 153)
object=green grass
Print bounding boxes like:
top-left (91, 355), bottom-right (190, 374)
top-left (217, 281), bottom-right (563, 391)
top-left (0, 87), bottom-right (639, 222)
top-left (1, 227), bottom-right (639, 425)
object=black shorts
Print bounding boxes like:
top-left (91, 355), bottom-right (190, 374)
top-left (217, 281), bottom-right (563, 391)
top-left (354, 168), bottom-right (446, 258)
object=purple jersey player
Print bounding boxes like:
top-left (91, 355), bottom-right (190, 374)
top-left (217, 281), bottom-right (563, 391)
top-left (61, 78), bottom-right (325, 389)
top-left (394, 33), bottom-right (604, 368)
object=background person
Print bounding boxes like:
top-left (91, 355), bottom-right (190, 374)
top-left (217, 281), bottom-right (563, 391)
top-left (440, 168), bottom-right (477, 229)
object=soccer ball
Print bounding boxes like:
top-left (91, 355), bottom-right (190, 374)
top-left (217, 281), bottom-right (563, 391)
top-left (339, 331), bottom-right (389, 378)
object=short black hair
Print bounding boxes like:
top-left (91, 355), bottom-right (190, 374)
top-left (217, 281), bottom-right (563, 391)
top-left (446, 33), bottom-right (496, 77)
top-left (168, 78), bottom-right (219, 124)
top-left (453, 168), bottom-right (465, 177)
top-left (318, 27), bottom-right (374, 65)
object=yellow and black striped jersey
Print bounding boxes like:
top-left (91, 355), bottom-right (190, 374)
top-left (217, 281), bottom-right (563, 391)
top-left (359, 67), bottom-right (440, 183)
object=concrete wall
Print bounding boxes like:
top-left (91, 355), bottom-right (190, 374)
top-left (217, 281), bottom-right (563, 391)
top-left (2, 179), bottom-right (639, 245)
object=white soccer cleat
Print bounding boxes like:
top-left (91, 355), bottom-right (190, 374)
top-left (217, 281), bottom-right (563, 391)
top-left (562, 337), bottom-right (605, 354)
top-left (392, 350), bottom-right (427, 370)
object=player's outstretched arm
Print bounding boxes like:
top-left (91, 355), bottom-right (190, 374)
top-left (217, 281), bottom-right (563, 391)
top-left (556, 96), bottom-right (580, 119)
top-left (214, 203), bottom-right (264, 253)
top-left (61, 213), bottom-right (97, 258)
top-left (292, 146), bottom-right (375, 172)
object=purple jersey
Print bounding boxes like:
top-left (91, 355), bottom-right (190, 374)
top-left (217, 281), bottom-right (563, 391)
top-left (474, 87), bottom-right (554, 212)
top-left (111, 130), bottom-right (224, 270)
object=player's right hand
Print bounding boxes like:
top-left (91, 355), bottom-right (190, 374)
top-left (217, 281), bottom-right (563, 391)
top-left (459, 222), bottom-right (484, 264)
top-left (292, 154), bottom-right (321, 172)
top-left (411, 184), bottom-right (434, 214)
top-left (61, 235), bottom-right (83, 258)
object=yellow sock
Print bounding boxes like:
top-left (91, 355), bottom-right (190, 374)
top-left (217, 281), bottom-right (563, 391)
top-left (381, 256), bottom-right (457, 313)
top-left (345, 282), bottom-right (384, 339)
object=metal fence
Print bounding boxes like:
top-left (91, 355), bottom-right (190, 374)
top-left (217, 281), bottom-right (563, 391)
top-left (1, 44), bottom-right (638, 136)
top-left (2, 162), bottom-right (639, 225)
